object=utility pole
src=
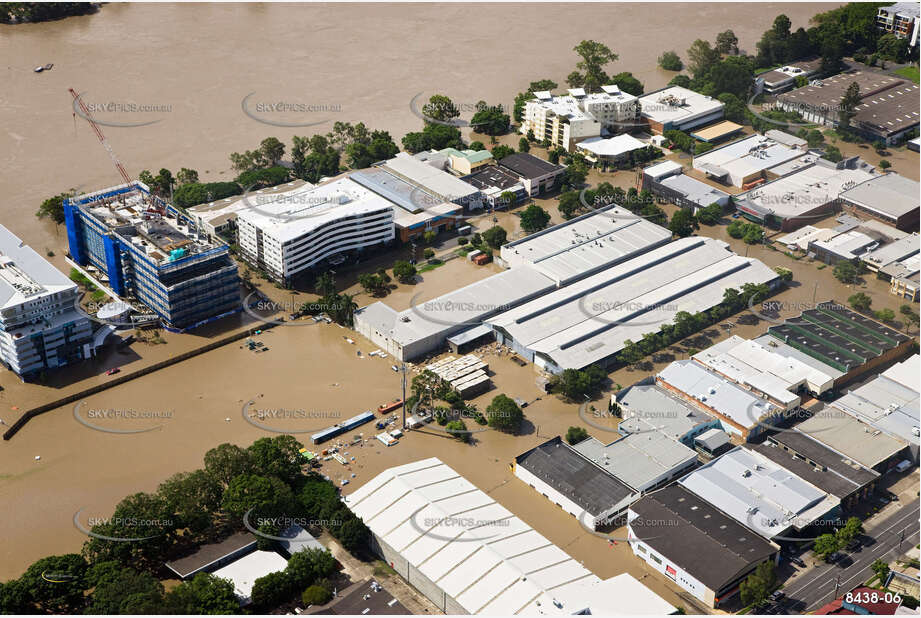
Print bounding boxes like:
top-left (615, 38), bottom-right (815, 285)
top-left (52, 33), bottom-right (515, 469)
top-left (833, 574), bottom-right (840, 601)
top-left (400, 363), bottom-right (407, 429)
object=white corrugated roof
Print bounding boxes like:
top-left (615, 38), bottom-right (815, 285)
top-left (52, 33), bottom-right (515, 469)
top-left (346, 458), bottom-right (673, 615)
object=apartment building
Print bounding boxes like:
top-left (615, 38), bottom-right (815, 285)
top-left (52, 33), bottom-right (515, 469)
top-left (877, 2), bottom-right (920, 46)
top-left (0, 224), bottom-right (96, 376)
top-left (520, 85), bottom-right (639, 151)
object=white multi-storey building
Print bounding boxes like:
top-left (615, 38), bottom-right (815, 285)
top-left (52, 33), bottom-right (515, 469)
top-left (236, 177), bottom-right (394, 283)
top-left (520, 85), bottom-right (639, 151)
top-left (0, 224), bottom-right (96, 377)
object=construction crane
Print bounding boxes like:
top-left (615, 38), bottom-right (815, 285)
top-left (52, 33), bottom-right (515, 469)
top-left (68, 88), bottom-right (131, 186)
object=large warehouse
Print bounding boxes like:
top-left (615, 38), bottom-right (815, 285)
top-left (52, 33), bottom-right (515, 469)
top-left (487, 237), bottom-right (779, 373)
top-left (346, 458), bottom-right (676, 615)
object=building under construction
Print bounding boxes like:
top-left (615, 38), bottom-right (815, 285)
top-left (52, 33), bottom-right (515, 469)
top-left (64, 181), bottom-right (240, 330)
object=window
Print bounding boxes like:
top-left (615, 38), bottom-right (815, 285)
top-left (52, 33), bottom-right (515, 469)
top-left (651, 554), bottom-right (662, 565)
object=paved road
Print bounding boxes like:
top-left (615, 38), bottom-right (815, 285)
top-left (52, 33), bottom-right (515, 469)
top-left (782, 498), bottom-right (920, 613)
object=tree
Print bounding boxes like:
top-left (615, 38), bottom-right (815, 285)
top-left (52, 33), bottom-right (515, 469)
top-left (740, 561), bottom-right (776, 607)
top-left (658, 51), bottom-right (683, 71)
top-left (469, 141), bottom-right (485, 151)
top-left (835, 517), bottom-right (863, 546)
top-left (848, 292), bottom-right (872, 312)
top-left (481, 225), bottom-right (508, 249)
top-left (470, 101), bottom-right (510, 135)
top-left (346, 130), bottom-right (399, 169)
top-left (251, 570), bottom-right (295, 609)
top-left (774, 267), bottom-right (793, 282)
top-left (14, 554), bottom-right (88, 613)
top-left (813, 533), bottom-right (839, 559)
top-left (804, 129), bottom-right (825, 148)
top-left (609, 71), bottom-right (644, 96)
top-left (704, 56), bottom-right (754, 99)
top-left (287, 548), bottom-right (337, 588)
top-left (36, 192), bottom-right (69, 224)
top-left (491, 144), bottom-right (515, 161)
top-left (839, 82), bottom-right (861, 129)
top-left (163, 572), bottom-right (239, 614)
top-left (157, 469), bottom-right (221, 537)
top-left (445, 419), bottom-right (470, 442)
top-left (558, 191), bottom-right (583, 220)
top-left (302, 584), bottom-right (332, 606)
top-left (569, 40), bottom-right (619, 93)
top-left (668, 208), bottom-right (697, 238)
top-left (696, 202), bottom-right (723, 225)
top-left (221, 474), bottom-right (294, 522)
top-left (204, 443), bottom-right (253, 488)
top-left (82, 492), bottom-right (177, 569)
top-left (336, 517), bottom-right (371, 553)
top-left (686, 39), bottom-right (720, 78)
top-left (172, 182), bottom-right (241, 208)
top-left (566, 426), bottom-right (590, 445)
top-left (562, 160), bottom-right (589, 187)
top-left (393, 260), bottom-right (417, 284)
top-left (834, 261), bottom-right (859, 284)
top-left (176, 167), bottom-right (199, 186)
top-left (86, 565), bottom-right (164, 614)
top-left (518, 137), bottom-right (531, 152)
top-left (900, 304), bottom-right (919, 332)
top-left (874, 308), bottom-right (895, 323)
top-left (520, 204), bottom-right (551, 233)
top-left (401, 123), bottom-right (464, 153)
top-left (717, 92), bottom-right (747, 124)
top-left (879, 159), bottom-right (891, 170)
top-left (422, 94), bottom-right (460, 124)
top-left (248, 435), bottom-right (304, 485)
top-left (314, 271), bottom-right (337, 298)
top-left (824, 145), bottom-right (843, 163)
top-left (871, 559), bottom-right (890, 582)
top-left (291, 134), bottom-right (341, 183)
top-left (486, 394), bottom-right (523, 433)
top-left (259, 137), bottom-right (286, 166)
top-left (715, 30), bottom-right (739, 54)
top-left (877, 33), bottom-right (909, 62)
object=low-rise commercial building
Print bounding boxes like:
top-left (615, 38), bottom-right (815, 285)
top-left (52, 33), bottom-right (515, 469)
top-left (0, 224), bottom-right (98, 376)
top-left (762, 431), bottom-right (880, 510)
top-left (839, 173), bottom-right (920, 232)
top-left (657, 359), bottom-right (786, 441)
top-left (346, 457), bottom-right (675, 615)
top-left (765, 301), bottom-right (913, 388)
top-left (693, 428), bottom-right (732, 460)
top-left (575, 134), bottom-right (648, 165)
top-left (460, 165), bottom-right (527, 209)
top-left (692, 133), bottom-right (808, 188)
top-left (496, 153), bottom-right (566, 196)
top-left (211, 550), bottom-right (289, 606)
top-left (379, 152), bottom-right (482, 208)
top-left (756, 59), bottom-right (823, 95)
top-left (860, 232), bottom-right (919, 274)
top-left (628, 485), bottom-right (780, 608)
top-left (417, 147), bottom-right (494, 176)
top-left (64, 182), bottom-right (241, 330)
top-left (678, 446), bottom-right (841, 541)
top-left (514, 436), bottom-right (639, 529)
top-left (642, 162), bottom-right (730, 214)
top-left (519, 86), bottom-right (640, 151)
top-left (776, 225), bottom-right (840, 251)
top-left (638, 86), bottom-right (725, 134)
top-left (615, 380), bottom-right (721, 447)
top-left (189, 180), bottom-right (311, 241)
top-left (793, 407), bottom-right (911, 473)
top-left (830, 354), bottom-right (919, 463)
top-left (488, 237), bottom-right (778, 373)
top-left (733, 160), bottom-right (876, 231)
top-left (689, 120), bottom-right (745, 143)
top-left (572, 432), bottom-right (698, 494)
top-left (236, 176), bottom-right (395, 283)
top-left (809, 229), bottom-right (878, 264)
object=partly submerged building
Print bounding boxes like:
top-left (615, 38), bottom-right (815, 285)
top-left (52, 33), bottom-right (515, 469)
top-left (64, 182), bottom-right (240, 330)
top-left (0, 224), bottom-right (97, 376)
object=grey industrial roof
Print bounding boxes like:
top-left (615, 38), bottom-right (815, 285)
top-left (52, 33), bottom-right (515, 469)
top-left (515, 436), bottom-right (636, 515)
top-left (694, 428), bottom-right (731, 451)
top-left (659, 173), bottom-right (730, 207)
top-left (500, 203), bottom-right (672, 284)
top-left (498, 153), bottom-right (565, 179)
top-left (629, 485), bottom-right (778, 592)
top-left (165, 532), bottom-right (256, 578)
top-left (616, 383), bottom-right (717, 441)
top-left (860, 233), bottom-right (919, 269)
top-left (462, 165), bottom-right (522, 191)
top-left (765, 129), bottom-right (809, 148)
top-left (839, 173), bottom-right (920, 220)
top-left (679, 446), bottom-right (840, 539)
top-left (0, 224), bottom-right (77, 310)
top-left (752, 335), bottom-right (845, 380)
top-left (747, 442), bottom-right (872, 500)
top-left (488, 237), bottom-right (778, 371)
top-left (380, 153), bottom-right (480, 200)
top-left (571, 432), bottom-right (697, 492)
top-left (794, 407), bottom-right (909, 470)
top-left (766, 431), bottom-right (879, 493)
top-left (778, 72), bottom-right (905, 111)
top-left (854, 83), bottom-right (920, 136)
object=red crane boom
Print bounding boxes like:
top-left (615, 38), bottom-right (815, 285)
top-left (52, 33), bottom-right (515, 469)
top-left (69, 88), bottom-right (132, 186)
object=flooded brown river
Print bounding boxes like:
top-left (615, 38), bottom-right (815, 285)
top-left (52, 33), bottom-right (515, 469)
top-left (2, 2), bottom-right (841, 588)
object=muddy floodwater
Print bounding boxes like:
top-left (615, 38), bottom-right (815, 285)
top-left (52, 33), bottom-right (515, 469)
top-left (2, 0), bottom-right (848, 594)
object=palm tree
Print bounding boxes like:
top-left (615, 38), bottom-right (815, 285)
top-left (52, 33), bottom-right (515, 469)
top-left (338, 293), bottom-right (358, 327)
top-left (314, 271), bottom-right (336, 298)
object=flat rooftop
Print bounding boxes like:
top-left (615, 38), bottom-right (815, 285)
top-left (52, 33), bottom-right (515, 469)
top-left (498, 152), bottom-right (565, 180)
top-left (380, 152), bottom-right (480, 201)
top-left (776, 225), bottom-right (840, 251)
top-left (854, 82), bottom-right (920, 136)
top-left (572, 432), bottom-right (698, 491)
top-left (748, 442), bottom-right (873, 500)
top-left (500, 203), bottom-right (672, 284)
top-left (515, 436), bottom-right (637, 515)
top-left (736, 163), bottom-right (876, 221)
top-left (350, 167), bottom-right (461, 224)
top-left (861, 233), bottom-right (919, 269)
top-left (235, 176), bottom-right (395, 243)
top-left (839, 173), bottom-right (920, 221)
top-left (690, 120), bottom-right (744, 142)
top-left (630, 485), bottom-right (778, 593)
top-left (659, 173), bottom-right (730, 206)
top-left (165, 531), bottom-right (256, 579)
top-left (778, 72), bottom-right (906, 111)
top-left (0, 224), bottom-right (77, 310)
top-left (679, 446), bottom-right (840, 538)
top-left (766, 430), bottom-right (880, 496)
top-left (616, 382), bottom-right (717, 441)
top-left (794, 407), bottom-right (909, 469)
top-left (211, 550), bottom-right (288, 605)
top-left (576, 134), bottom-right (647, 157)
top-left (189, 179), bottom-right (312, 228)
top-left (658, 359), bottom-right (782, 433)
top-left (638, 86), bottom-right (724, 124)
top-left (694, 134), bottom-right (806, 185)
top-left (489, 237), bottom-right (778, 371)
top-left (811, 230), bottom-right (877, 260)
top-left (752, 334), bottom-right (846, 380)
top-left (462, 165), bottom-right (523, 191)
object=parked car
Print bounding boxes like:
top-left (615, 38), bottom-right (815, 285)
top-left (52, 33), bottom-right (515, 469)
top-left (826, 552), bottom-right (843, 564)
top-left (846, 539), bottom-right (862, 552)
top-left (105, 367), bottom-right (120, 375)
top-left (885, 490), bottom-right (899, 502)
top-left (769, 591), bottom-right (786, 602)
top-left (788, 555), bottom-right (806, 568)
